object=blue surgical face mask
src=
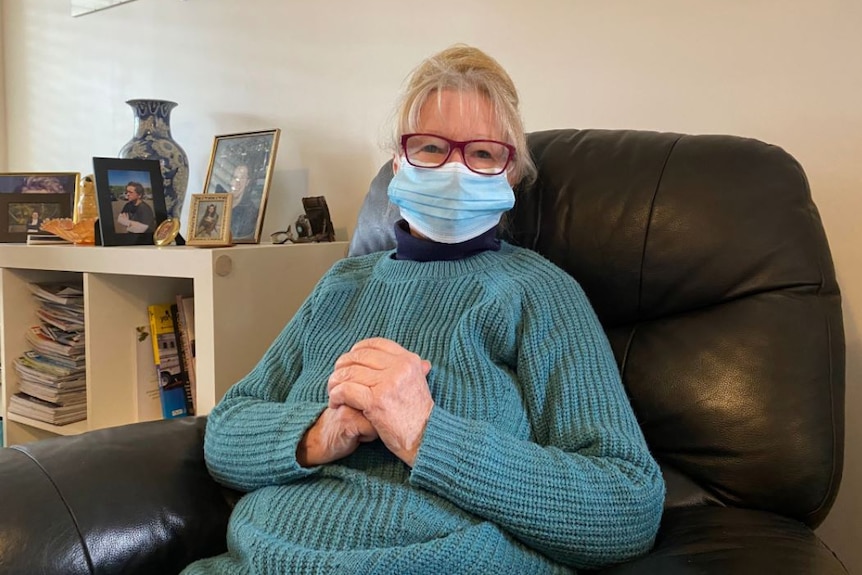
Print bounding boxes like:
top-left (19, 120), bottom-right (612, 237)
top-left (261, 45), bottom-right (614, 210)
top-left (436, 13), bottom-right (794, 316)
top-left (387, 158), bottom-right (515, 244)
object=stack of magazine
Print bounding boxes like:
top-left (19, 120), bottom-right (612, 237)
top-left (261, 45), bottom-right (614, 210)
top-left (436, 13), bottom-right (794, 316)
top-left (8, 282), bottom-right (86, 426)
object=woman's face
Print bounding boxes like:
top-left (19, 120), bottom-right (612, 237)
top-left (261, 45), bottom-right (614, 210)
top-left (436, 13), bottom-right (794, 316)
top-left (394, 89), bottom-right (510, 182)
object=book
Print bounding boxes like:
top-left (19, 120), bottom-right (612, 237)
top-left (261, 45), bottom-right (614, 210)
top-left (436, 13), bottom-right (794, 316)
top-left (175, 295), bottom-right (196, 411)
top-left (147, 303), bottom-right (190, 419)
top-left (134, 325), bottom-right (162, 422)
top-left (170, 302), bottom-right (195, 415)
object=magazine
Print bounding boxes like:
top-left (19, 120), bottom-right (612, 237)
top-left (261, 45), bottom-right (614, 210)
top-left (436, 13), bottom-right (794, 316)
top-left (8, 393), bottom-right (86, 426)
top-left (26, 282), bottom-right (84, 305)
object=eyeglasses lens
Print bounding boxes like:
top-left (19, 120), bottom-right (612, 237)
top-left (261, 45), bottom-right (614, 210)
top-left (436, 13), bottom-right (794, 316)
top-left (405, 135), bottom-right (510, 175)
top-left (270, 232), bottom-right (290, 244)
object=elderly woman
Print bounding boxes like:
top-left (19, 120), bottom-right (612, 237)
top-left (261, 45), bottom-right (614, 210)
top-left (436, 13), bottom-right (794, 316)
top-left (183, 45), bottom-right (664, 575)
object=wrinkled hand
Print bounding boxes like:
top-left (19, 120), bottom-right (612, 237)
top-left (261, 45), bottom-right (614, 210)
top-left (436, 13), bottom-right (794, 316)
top-left (296, 405), bottom-right (378, 467)
top-left (328, 338), bottom-right (433, 466)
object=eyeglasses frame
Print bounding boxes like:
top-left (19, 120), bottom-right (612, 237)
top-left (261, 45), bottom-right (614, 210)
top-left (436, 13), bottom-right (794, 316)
top-left (400, 133), bottom-right (516, 176)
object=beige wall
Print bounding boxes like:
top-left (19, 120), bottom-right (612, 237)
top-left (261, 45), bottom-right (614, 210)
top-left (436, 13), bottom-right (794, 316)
top-left (1, 0), bottom-right (860, 570)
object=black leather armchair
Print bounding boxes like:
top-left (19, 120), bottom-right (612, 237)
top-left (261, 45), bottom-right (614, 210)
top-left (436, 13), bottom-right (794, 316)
top-left (0, 129), bottom-right (846, 574)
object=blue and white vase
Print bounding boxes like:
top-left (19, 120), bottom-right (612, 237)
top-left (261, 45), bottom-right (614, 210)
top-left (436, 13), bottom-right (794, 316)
top-left (118, 99), bottom-right (189, 220)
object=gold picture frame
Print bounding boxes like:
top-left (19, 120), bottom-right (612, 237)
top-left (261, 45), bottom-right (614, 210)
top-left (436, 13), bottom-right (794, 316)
top-left (153, 217), bottom-right (181, 247)
top-left (201, 129), bottom-right (280, 244)
top-left (0, 172), bottom-right (79, 243)
top-left (186, 194), bottom-right (233, 247)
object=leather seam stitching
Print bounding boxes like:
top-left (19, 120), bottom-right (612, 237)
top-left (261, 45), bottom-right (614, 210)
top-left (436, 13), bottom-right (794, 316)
top-left (10, 447), bottom-right (96, 574)
top-left (638, 135), bottom-right (682, 315)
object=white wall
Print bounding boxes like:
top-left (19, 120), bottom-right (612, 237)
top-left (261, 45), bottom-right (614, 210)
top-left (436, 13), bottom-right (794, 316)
top-left (2, 0), bottom-right (860, 570)
top-left (0, 5), bottom-right (6, 170)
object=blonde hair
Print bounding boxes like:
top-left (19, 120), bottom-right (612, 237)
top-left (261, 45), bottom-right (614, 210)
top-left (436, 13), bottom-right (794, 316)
top-left (390, 45), bottom-right (536, 186)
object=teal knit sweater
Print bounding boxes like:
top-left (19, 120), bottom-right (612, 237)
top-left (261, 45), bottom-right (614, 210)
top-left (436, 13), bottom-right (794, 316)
top-left (182, 243), bottom-right (664, 575)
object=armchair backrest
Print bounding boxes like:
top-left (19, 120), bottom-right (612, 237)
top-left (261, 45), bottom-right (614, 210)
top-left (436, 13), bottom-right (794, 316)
top-left (349, 128), bottom-right (845, 528)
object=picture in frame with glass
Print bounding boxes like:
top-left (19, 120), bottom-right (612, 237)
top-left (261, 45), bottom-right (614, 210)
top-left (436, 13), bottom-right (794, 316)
top-left (92, 157), bottom-right (168, 246)
top-left (187, 193), bottom-right (233, 247)
top-left (202, 128), bottom-right (280, 244)
top-left (0, 193), bottom-right (74, 243)
top-left (154, 217), bottom-right (181, 247)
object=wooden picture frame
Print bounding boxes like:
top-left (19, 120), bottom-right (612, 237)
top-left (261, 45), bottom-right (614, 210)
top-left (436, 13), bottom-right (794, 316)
top-left (202, 128), bottom-right (280, 244)
top-left (92, 157), bottom-right (168, 246)
top-left (186, 194), bottom-right (233, 247)
top-left (0, 193), bottom-right (74, 243)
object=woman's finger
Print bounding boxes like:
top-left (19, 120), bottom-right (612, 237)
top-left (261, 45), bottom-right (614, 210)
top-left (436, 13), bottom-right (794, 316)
top-left (328, 381), bottom-right (375, 412)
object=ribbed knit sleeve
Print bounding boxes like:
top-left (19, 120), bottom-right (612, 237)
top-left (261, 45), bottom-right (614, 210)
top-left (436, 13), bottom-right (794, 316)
top-left (409, 260), bottom-right (665, 570)
top-left (204, 298), bottom-right (326, 492)
top-left (188, 247), bottom-right (664, 574)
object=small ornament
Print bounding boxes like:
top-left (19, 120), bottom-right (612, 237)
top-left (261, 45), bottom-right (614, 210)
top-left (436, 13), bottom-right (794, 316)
top-left (154, 217), bottom-right (182, 246)
top-left (75, 174), bottom-right (99, 223)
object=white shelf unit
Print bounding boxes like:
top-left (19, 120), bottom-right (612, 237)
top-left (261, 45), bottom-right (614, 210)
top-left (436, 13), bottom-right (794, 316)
top-left (0, 242), bottom-right (347, 446)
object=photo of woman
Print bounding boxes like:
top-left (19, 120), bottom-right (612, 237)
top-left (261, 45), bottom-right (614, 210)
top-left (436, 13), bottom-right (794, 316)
top-left (195, 203), bottom-right (219, 238)
top-left (186, 193), bottom-right (232, 246)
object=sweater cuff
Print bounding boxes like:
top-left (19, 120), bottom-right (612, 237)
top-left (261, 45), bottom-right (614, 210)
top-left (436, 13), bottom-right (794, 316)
top-left (409, 405), bottom-right (483, 491)
top-left (272, 401), bottom-right (328, 476)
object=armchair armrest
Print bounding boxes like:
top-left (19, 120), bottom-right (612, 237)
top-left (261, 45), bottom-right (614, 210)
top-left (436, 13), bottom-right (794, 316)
top-left (0, 417), bottom-right (235, 575)
top-left (0, 420), bottom-right (847, 575)
top-left (596, 507), bottom-right (848, 575)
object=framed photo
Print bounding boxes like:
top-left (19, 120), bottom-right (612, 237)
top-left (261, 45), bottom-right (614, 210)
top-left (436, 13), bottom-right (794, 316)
top-left (0, 172), bottom-right (79, 195)
top-left (92, 157), bottom-right (168, 246)
top-left (187, 193), bottom-right (233, 247)
top-left (202, 128), bottom-right (280, 244)
top-left (153, 217), bottom-right (181, 247)
top-left (0, 193), bottom-right (74, 243)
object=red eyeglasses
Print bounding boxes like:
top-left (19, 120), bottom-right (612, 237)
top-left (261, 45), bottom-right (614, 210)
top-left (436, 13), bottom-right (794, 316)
top-left (401, 133), bottom-right (515, 176)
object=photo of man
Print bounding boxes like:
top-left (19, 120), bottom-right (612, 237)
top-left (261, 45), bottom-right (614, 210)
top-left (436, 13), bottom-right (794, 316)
top-left (107, 170), bottom-right (156, 234)
top-left (205, 129), bottom-right (280, 243)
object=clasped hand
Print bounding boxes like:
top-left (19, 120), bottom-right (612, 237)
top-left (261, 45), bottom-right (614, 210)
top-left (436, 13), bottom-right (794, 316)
top-left (297, 338), bottom-right (433, 468)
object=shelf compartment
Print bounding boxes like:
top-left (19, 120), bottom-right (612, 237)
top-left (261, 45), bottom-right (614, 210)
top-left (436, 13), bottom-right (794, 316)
top-left (6, 412), bottom-right (88, 438)
top-left (1, 242), bottom-right (348, 446)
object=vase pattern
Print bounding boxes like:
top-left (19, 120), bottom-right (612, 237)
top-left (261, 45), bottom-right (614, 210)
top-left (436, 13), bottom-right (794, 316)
top-left (118, 99), bottom-right (189, 220)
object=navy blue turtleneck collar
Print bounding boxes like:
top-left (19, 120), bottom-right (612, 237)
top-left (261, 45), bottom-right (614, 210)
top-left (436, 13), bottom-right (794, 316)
top-left (393, 220), bottom-right (501, 262)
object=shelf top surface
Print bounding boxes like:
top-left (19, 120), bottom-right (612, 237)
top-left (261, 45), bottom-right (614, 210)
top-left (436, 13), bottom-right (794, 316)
top-left (0, 242), bottom-right (348, 278)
